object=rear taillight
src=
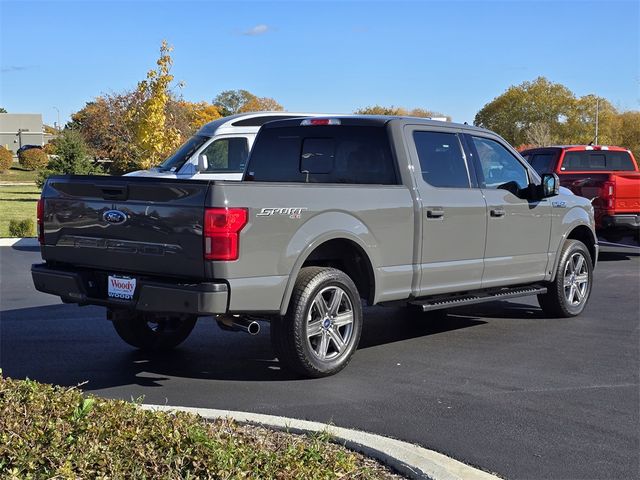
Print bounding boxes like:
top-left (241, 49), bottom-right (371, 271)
top-left (37, 198), bottom-right (44, 244)
top-left (601, 180), bottom-right (615, 210)
top-left (204, 208), bottom-right (247, 261)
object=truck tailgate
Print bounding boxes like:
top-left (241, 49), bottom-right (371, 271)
top-left (41, 175), bottom-right (210, 279)
top-left (612, 172), bottom-right (640, 213)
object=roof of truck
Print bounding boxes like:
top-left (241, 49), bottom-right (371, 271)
top-left (261, 115), bottom-right (491, 133)
top-left (196, 112), bottom-right (335, 137)
top-left (521, 145), bottom-right (631, 152)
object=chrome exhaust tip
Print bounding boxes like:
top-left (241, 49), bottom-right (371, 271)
top-left (216, 315), bottom-right (260, 335)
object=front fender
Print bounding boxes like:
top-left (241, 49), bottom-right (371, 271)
top-left (548, 202), bottom-right (597, 281)
top-left (278, 211), bottom-right (380, 315)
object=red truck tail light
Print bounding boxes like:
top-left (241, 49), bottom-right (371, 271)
top-left (203, 208), bottom-right (247, 261)
top-left (601, 180), bottom-right (615, 210)
top-left (37, 198), bottom-right (44, 244)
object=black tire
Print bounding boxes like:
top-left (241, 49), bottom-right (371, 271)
top-left (538, 239), bottom-right (593, 318)
top-left (271, 267), bottom-right (363, 378)
top-left (111, 310), bottom-right (197, 351)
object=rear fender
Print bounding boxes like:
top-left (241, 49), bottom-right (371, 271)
top-left (278, 211), bottom-right (380, 315)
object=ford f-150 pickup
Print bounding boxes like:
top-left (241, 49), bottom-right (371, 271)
top-left (32, 116), bottom-right (598, 377)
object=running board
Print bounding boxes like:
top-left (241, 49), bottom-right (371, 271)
top-left (408, 285), bottom-right (547, 312)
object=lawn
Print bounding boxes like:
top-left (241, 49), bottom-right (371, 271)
top-left (0, 165), bottom-right (38, 183)
top-left (0, 185), bottom-right (40, 237)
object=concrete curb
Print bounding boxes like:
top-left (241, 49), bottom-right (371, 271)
top-left (0, 237), bottom-right (39, 247)
top-left (141, 404), bottom-right (501, 480)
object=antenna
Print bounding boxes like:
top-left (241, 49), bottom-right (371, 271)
top-left (594, 97), bottom-right (599, 145)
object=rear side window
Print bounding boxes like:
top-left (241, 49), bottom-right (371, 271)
top-left (528, 153), bottom-right (557, 175)
top-left (246, 126), bottom-right (398, 184)
top-left (561, 150), bottom-right (636, 171)
top-left (413, 131), bottom-right (470, 188)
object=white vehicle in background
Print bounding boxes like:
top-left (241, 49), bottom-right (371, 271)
top-left (126, 112), bottom-right (325, 180)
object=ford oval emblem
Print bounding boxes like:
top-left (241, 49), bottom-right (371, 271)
top-left (103, 209), bottom-right (127, 225)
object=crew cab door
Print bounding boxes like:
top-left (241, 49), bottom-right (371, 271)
top-left (405, 126), bottom-right (487, 295)
top-left (464, 134), bottom-right (551, 287)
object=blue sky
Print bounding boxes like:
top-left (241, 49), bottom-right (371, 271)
top-left (1, 0), bottom-right (638, 127)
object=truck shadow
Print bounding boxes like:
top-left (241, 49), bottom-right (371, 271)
top-left (1, 304), bottom-right (494, 388)
top-left (598, 249), bottom-right (640, 262)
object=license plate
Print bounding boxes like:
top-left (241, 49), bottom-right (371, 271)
top-left (107, 275), bottom-right (137, 300)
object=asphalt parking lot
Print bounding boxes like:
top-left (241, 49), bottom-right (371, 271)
top-left (1, 242), bottom-right (638, 480)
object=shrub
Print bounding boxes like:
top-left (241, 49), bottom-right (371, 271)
top-left (0, 374), bottom-right (387, 479)
top-left (18, 148), bottom-right (49, 170)
top-left (42, 142), bottom-right (56, 154)
top-left (36, 129), bottom-right (103, 188)
top-left (8, 218), bottom-right (35, 237)
top-left (0, 146), bottom-right (13, 172)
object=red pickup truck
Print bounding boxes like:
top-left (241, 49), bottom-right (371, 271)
top-left (521, 145), bottom-right (640, 240)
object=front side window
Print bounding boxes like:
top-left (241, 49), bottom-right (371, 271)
top-left (200, 137), bottom-right (249, 173)
top-left (471, 136), bottom-right (529, 190)
top-left (413, 131), bottom-right (469, 188)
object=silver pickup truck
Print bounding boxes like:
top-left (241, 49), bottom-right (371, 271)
top-left (32, 116), bottom-right (598, 377)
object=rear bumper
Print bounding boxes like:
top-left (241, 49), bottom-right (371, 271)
top-left (601, 214), bottom-right (640, 231)
top-left (31, 264), bottom-right (229, 315)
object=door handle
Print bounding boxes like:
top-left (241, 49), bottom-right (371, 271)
top-left (490, 208), bottom-right (506, 217)
top-left (426, 208), bottom-right (444, 219)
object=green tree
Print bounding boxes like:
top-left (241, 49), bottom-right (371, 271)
top-left (474, 77), bottom-right (576, 147)
top-left (37, 129), bottom-right (103, 188)
top-left (213, 90), bottom-right (256, 116)
top-left (0, 107), bottom-right (7, 113)
top-left (213, 90), bottom-right (283, 116)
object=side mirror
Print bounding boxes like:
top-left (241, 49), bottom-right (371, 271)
top-left (541, 173), bottom-right (560, 198)
top-left (197, 154), bottom-right (208, 172)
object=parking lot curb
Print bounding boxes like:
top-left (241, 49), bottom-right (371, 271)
top-left (141, 404), bottom-right (501, 480)
top-left (0, 237), bottom-right (38, 247)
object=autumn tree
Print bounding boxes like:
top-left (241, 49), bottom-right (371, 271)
top-left (525, 122), bottom-right (555, 147)
top-left (565, 95), bottom-right (619, 145)
top-left (213, 89), bottom-right (283, 116)
top-left (176, 101), bottom-right (222, 131)
top-left (614, 111), bottom-right (640, 161)
top-left (126, 41), bottom-right (182, 170)
top-left (474, 77), bottom-right (577, 147)
top-left (355, 105), bottom-right (450, 120)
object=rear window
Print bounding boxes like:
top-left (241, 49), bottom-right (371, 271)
top-left (246, 126), bottom-right (398, 184)
top-left (528, 153), bottom-right (557, 175)
top-left (561, 150), bottom-right (636, 171)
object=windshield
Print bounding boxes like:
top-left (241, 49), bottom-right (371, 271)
top-left (157, 135), bottom-right (209, 172)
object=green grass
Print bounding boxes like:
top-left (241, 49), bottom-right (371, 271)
top-left (0, 165), bottom-right (38, 183)
top-left (0, 374), bottom-right (396, 479)
top-left (0, 185), bottom-right (40, 237)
